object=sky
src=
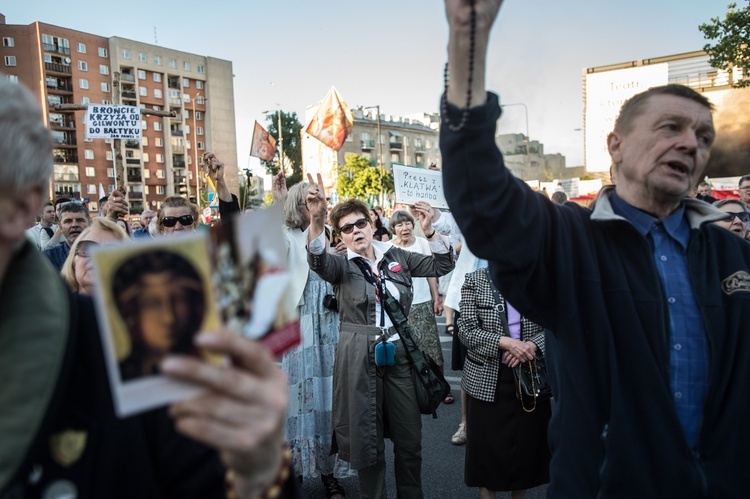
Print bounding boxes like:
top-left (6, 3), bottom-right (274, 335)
top-left (3, 0), bottom-right (732, 176)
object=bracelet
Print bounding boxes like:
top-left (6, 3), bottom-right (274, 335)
top-left (226, 444), bottom-right (293, 499)
top-left (425, 229), bottom-right (436, 239)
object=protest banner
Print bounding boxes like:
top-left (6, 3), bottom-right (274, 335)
top-left (305, 87), bottom-right (353, 151)
top-left (249, 121), bottom-right (276, 161)
top-left (85, 104), bottom-right (142, 140)
top-left (391, 163), bottom-right (448, 209)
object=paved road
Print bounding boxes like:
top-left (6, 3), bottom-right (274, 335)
top-left (301, 317), bottom-right (548, 499)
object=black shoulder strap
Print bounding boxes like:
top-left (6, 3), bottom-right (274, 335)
top-left (485, 269), bottom-right (510, 337)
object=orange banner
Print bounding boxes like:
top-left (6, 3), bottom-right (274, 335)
top-left (305, 87), bottom-right (353, 151)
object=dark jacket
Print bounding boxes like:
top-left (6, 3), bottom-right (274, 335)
top-left (42, 242), bottom-right (69, 271)
top-left (441, 93), bottom-right (750, 498)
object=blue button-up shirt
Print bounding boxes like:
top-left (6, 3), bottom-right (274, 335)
top-left (610, 192), bottom-right (709, 449)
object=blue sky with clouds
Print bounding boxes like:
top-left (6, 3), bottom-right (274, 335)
top-left (3, 0), bottom-right (730, 171)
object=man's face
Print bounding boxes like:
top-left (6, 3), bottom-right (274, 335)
top-left (40, 205), bottom-right (56, 226)
top-left (698, 185), bottom-right (711, 196)
top-left (59, 211), bottom-right (90, 245)
top-left (141, 211), bottom-right (155, 226)
top-left (609, 94), bottom-right (715, 210)
top-left (739, 180), bottom-right (750, 204)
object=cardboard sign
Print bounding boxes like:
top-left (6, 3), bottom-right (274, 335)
top-left (391, 163), bottom-right (447, 209)
top-left (85, 105), bottom-right (142, 139)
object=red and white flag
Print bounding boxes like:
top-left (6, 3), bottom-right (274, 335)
top-left (305, 87), bottom-right (353, 151)
top-left (249, 121), bottom-right (277, 162)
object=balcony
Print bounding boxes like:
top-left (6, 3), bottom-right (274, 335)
top-left (120, 73), bottom-right (135, 83)
top-left (126, 158), bottom-right (141, 165)
top-left (53, 136), bottom-right (77, 148)
top-left (172, 144), bottom-right (185, 154)
top-left (170, 129), bottom-right (184, 137)
top-left (174, 175), bottom-right (186, 184)
top-left (169, 98), bottom-right (182, 107)
top-left (44, 62), bottom-right (71, 75)
top-left (389, 141), bottom-right (403, 151)
top-left (53, 173), bottom-right (79, 182)
top-left (122, 91), bottom-right (137, 100)
top-left (173, 160), bottom-right (186, 168)
top-left (128, 191), bottom-right (143, 199)
top-left (361, 140), bottom-right (375, 149)
top-left (125, 140), bottom-right (140, 148)
top-left (53, 151), bottom-right (78, 163)
top-left (168, 80), bottom-right (180, 90)
top-left (43, 43), bottom-right (70, 55)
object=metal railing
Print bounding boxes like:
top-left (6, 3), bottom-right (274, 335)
top-left (361, 140), bottom-right (375, 149)
top-left (120, 73), bottom-right (135, 83)
top-left (43, 43), bottom-right (70, 55)
top-left (44, 62), bottom-right (71, 74)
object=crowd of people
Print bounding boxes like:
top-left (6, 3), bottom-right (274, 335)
top-left (5, 1), bottom-right (750, 498)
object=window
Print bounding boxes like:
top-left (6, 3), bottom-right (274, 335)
top-left (197, 65), bottom-right (204, 74)
top-left (144, 169), bottom-right (150, 179)
top-left (156, 154), bottom-right (164, 163)
top-left (78, 61), bottom-right (88, 71)
top-left (2, 37), bottom-right (14, 47)
top-left (4, 56), bottom-right (16, 67)
top-left (85, 167), bottom-right (95, 177)
top-left (197, 141), bottom-right (205, 150)
top-left (138, 70), bottom-right (146, 80)
top-left (139, 86), bottom-right (147, 96)
top-left (196, 95), bottom-right (205, 104)
top-left (143, 152), bottom-right (149, 162)
top-left (196, 126), bottom-right (204, 136)
top-left (77, 43), bottom-right (86, 53)
top-left (138, 53), bottom-right (147, 62)
top-left (79, 79), bottom-right (89, 89)
top-left (184, 110), bottom-right (190, 119)
top-left (103, 99), bottom-right (112, 105)
top-left (183, 62), bottom-right (191, 71)
top-left (87, 185), bottom-right (96, 194)
top-left (155, 137), bottom-right (163, 147)
top-left (152, 105), bottom-right (162, 111)
top-left (154, 121), bottom-right (162, 131)
top-left (6, 74), bottom-right (18, 83)
top-left (184, 125), bottom-right (190, 135)
top-left (168, 59), bottom-right (176, 69)
top-left (196, 80), bottom-right (203, 90)
top-left (101, 82), bottom-right (110, 92)
top-left (144, 185), bottom-right (150, 194)
top-left (141, 120), bottom-right (147, 130)
top-left (153, 73), bottom-right (161, 83)
top-left (154, 89), bottom-right (162, 99)
top-left (84, 150), bottom-right (94, 160)
top-left (154, 56), bottom-right (162, 66)
top-left (142, 137), bottom-right (148, 146)
top-left (107, 168), bottom-right (115, 177)
top-left (156, 186), bottom-right (165, 195)
top-left (122, 49), bottom-right (130, 59)
top-left (183, 94), bottom-right (191, 103)
top-left (81, 96), bottom-right (90, 105)
top-left (98, 47), bottom-right (107, 58)
top-left (182, 78), bottom-right (189, 88)
top-left (195, 111), bottom-right (203, 120)
top-left (105, 151), bottom-right (113, 161)
top-left (99, 65), bottom-right (109, 75)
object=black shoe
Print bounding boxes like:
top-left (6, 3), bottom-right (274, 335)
top-left (321, 473), bottom-right (346, 499)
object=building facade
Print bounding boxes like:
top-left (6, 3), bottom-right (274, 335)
top-left (0, 14), bottom-right (238, 214)
top-left (302, 106), bottom-right (440, 198)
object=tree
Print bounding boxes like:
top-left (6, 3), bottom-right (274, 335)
top-left (261, 111), bottom-right (303, 187)
top-left (336, 153), bottom-right (394, 202)
top-left (699, 1), bottom-right (750, 88)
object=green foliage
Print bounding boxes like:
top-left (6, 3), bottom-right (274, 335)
top-left (261, 111), bottom-right (304, 186)
top-left (336, 153), bottom-right (395, 202)
top-left (699, 1), bottom-right (750, 88)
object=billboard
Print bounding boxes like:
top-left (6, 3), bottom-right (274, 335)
top-left (584, 64), bottom-right (668, 172)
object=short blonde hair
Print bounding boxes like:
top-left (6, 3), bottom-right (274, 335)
top-left (61, 218), bottom-right (128, 292)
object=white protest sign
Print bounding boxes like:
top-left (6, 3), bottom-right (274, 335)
top-left (85, 105), bottom-right (142, 140)
top-left (391, 163), bottom-right (447, 209)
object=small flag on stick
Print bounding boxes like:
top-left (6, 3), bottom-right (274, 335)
top-left (249, 121), bottom-right (277, 162)
top-left (305, 87), bottom-right (353, 151)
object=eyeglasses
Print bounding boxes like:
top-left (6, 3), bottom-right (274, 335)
top-left (161, 215), bottom-right (194, 228)
top-left (75, 240), bottom-right (99, 258)
top-left (723, 212), bottom-right (750, 223)
top-left (739, 186), bottom-right (750, 192)
top-left (339, 218), bottom-right (369, 234)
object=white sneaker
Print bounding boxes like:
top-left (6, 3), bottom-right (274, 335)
top-left (451, 423), bottom-right (466, 445)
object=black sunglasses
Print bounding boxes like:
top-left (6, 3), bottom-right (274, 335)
top-left (724, 212), bottom-right (750, 223)
top-left (339, 218), bottom-right (369, 234)
top-left (162, 214), bottom-right (194, 228)
top-left (75, 240), bottom-right (99, 258)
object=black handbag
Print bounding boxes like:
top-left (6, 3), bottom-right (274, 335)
top-left (488, 271), bottom-right (551, 412)
top-left (353, 257), bottom-right (450, 418)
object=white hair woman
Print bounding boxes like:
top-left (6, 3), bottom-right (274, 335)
top-left (61, 218), bottom-right (128, 295)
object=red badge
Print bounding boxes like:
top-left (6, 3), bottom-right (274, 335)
top-left (388, 262), bottom-right (402, 273)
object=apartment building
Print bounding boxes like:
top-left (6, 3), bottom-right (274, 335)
top-left (302, 105), bottom-right (440, 198)
top-left (0, 14), bottom-right (237, 214)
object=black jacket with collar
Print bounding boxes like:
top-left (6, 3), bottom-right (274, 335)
top-left (441, 93), bottom-right (750, 498)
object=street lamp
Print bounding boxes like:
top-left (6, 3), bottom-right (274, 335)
top-left (501, 102), bottom-right (530, 176)
top-left (363, 105), bottom-right (383, 206)
top-left (262, 106), bottom-right (284, 174)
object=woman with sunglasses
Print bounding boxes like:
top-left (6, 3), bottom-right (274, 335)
top-left (305, 174), bottom-right (454, 499)
top-left (713, 199), bottom-right (750, 238)
top-left (157, 196), bottom-right (200, 234)
top-left (61, 218), bottom-right (129, 295)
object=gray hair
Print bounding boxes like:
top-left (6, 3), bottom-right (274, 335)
top-left (58, 200), bottom-right (91, 219)
top-left (283, 182), bottom-right (310, 229)
top-left (0, 76), bottom-right (53, 194)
